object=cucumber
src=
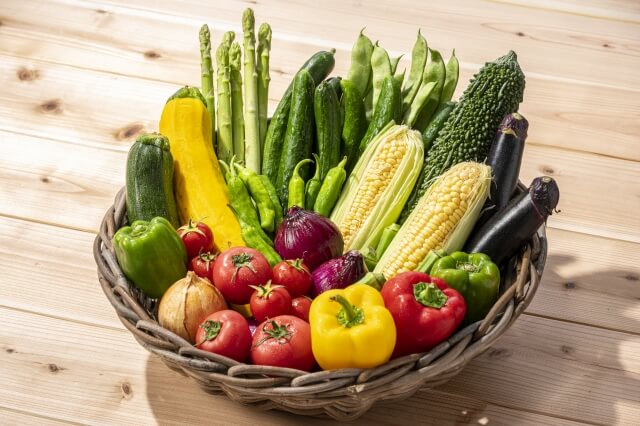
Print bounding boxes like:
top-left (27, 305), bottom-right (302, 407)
top-left (262, 50), bottom-right (336, 185)
top-left (421, 101), bottom-right (455, 151)
top-left (340, 79), bottom-right (367, 173)
top-left (358, 75), bottom-right (401, 153)
top-left (276, 70), bottom-right (315, 206)
top-left (125, 133), bottom-right (179, 228)
top-left (314, 81), bottom-right (342, 182)
top-left (325, 76), bottom-right (343, 99)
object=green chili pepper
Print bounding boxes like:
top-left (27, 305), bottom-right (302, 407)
top-left (428, 251), bottom-right (501, 324)
top-left (314, 156), bottom-right (347, 217)
top-left (112, 217), bottom-right (187, 299)
top-left (234, 161), bottom-right (276, 233)
top-left (220, 160), bottom-right (273, 247)
top-left (234, 213), bottom-right (282, 267)
top-left (305, 153), bottom-right (322, 209)
top-left (257, 175), bottom-right (283, 227)
top-left (288, 158), bottom-right (313, 209)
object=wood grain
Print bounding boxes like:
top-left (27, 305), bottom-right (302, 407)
top-left (87, 0), bottom-right (640, 88)
top-left (1, 306), bottom-right (632, 425)
top-left (1, 0), bottom-right (638, 161)
top-left (1, 0), bottom-right (639, 424)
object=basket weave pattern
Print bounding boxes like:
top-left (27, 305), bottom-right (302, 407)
top-left (94, 188), bottom-right (546, 421)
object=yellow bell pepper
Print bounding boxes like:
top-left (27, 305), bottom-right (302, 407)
top-left (159, 86), bottom-right (244, 250)
top-left (309, 284), bottom-right (396, 370)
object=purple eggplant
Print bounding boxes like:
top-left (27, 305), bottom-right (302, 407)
top-left (464, 176), bottom-right (559, 266)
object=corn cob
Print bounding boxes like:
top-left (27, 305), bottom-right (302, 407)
top-left (374, 162), bottom-right (491, 278)
top-left (330, 124), bottom-right (424, 252)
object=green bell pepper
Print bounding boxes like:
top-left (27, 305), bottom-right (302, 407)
top-left (113, 217), bottom-right (187, 299)
top-left (428, 251), bottom-right (500, 323)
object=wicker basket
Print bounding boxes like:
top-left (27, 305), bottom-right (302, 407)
top-left (94, 187), bottom-right (546, 421)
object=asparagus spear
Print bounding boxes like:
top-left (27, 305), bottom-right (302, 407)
top-left (199, 25), bottom-right (216, 148)
top-left (229, 42), bottom-right (245, 163)
top-left (222, 31), bottom-right (235, 48)
top-left (257, 22), bottom-right (272, 151)
top-left (242, 8), bottom-right (261, 173)
top-left (216, 43), bottom-right (233, 163)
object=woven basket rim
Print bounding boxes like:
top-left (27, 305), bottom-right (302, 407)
top-left (94, 187), bottom-right (546, 421)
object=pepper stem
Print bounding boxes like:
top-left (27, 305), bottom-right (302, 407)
top-left (330, 295), bottom-right (365, 328)
top-left (413, 282), bottom-right (448, 309)
top-left (130, 222), bottom-right (148, 238)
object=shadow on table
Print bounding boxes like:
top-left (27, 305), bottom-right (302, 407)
top-left (144, 253), bottom-right (639, 425)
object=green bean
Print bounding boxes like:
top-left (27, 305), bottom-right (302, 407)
top-left (401, 30), bottom-right (428, 116)
top-left (313, 157), bottom-right (347, 217)
top-left (403, 81), bottom-right (435, 126)
top-left (346, 28), bottom-right (374, 99)
top-left (288, 158), bottom-right (313, 209)
top-left (370, 43), bottom-right (392, 117)
top-left (390, 54), bottom-right (403, 75)
top-left (439, 49), bottom-right (459, 105)
top-left (393, 69), bottom-right (406, 89)
top-left (412, 48), bottom-right (446, 132)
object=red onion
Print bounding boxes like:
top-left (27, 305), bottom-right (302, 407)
top-left (311, 251), bottom-right (367, 297)
top-left (274, 207), bottom-right (344, 270)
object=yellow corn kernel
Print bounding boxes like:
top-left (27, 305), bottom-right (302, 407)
top-left (374, 162), bottom-right (491, 278)
top-left (330, 125), bottom-right (424, 252)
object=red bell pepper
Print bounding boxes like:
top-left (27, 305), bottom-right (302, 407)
top-left (381, 271), bottom-right (466, 358)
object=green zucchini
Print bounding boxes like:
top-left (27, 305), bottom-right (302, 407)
top-left (314, 81), bottom-right (342, 182)
top-left (276, 70), bottom-right (315, 206)
top-left (262, 50), bottom-right (335, 185)
top-left (125, 133), bottom-right (179, 228)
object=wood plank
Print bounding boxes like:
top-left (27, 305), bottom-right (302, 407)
top-left (528, 227), bottom-right (640, 335)
top-left (1, 1), bottom-right (639, 161)
top-left (492, 0), bottom-right (640, 23)
top-left (439, 315), bottom-right (640, 425)
top-left (85, 0), bottom-right (640, 88)
top-left (0, 408), bottom-right (75, 426)
top-left (0, 306), bottom-right (627, 425)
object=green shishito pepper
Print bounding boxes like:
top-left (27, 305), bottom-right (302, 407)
top-left (429, 251), bottom-right (500, 324)
top-left (113, 217), bottom-right (187, 299)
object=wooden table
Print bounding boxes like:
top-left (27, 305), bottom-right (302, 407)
top-left (1, 0), bottom-right (639, 424)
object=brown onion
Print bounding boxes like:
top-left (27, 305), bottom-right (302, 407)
top-left (158, 271), bottom-right (227, 343)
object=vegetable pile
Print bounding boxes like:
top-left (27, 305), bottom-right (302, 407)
top-left (113, 9), bottom-right (560, 371)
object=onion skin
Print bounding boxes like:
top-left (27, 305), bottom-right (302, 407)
top-left (311, 250), bottom-right (367, 297)
top-left (158, 271), bottom-right (228, 343)
top-left (274, 207), bottom-right (344, 270)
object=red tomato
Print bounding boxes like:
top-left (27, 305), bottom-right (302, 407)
top-left (189, 251), bottom-right (218, 282)
top-left (290, 296), bottom-right (312, 322)
top-left (178, 219), bottom-right (214, 259)
top-left (272, 259), bottom-right (312, 297)
top-left (250, 315), bottom-right (315, 371)
top-left (195, 310), bottom-right (252, 362)
top-left (212, 247), bottom-right (272, 304)
top-left (249, 282), bottom-right (291, 322)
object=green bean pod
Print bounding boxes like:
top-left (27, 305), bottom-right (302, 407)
top-left (371, 43), bottom-right (392, 117)
top-left (346, 28), bottom-right (374, 99)
top-left (413, 48), bottom-right (446, 132)
top-left (439, 50), bottom-right (459, 105)
top-left (401, 30), bottom-right (428, 115)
